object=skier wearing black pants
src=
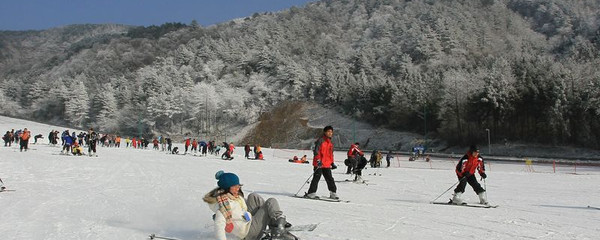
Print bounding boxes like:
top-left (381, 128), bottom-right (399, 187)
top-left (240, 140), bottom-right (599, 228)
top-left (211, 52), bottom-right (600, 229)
top-left (353, 156), bottom-right (368, 182)
top-left (20, 128), bottom-right (31, 152)
top-left (88, 128), bottom-right (98, 157)
top-left (306, 126), bottom-right (338, 199)
top-left (451, 145), bottom-right (487, 205)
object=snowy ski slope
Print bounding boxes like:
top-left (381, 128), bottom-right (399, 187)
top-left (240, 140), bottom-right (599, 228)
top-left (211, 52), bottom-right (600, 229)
top-left (0, 116), bottom-right (599, 240)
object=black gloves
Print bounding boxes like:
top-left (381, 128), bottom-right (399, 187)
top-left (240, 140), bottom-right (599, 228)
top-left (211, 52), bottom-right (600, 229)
top-left (481, 173), bottom-right (487, 179)
top-left (462, 172), bottom-right (471, 178)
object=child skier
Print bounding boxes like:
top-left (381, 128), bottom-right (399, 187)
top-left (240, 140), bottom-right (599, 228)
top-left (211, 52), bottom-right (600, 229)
top-left (204, 171), bottom-right (297, 240)
top-left (450, 145), bottom-right (488, 205)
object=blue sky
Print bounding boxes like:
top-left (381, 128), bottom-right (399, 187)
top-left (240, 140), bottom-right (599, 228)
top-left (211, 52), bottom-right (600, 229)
top-left (0, 0), bottom-right (316, 31)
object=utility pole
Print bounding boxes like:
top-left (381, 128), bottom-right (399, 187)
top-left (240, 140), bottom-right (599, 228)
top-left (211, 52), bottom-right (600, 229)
top-left (485, 128), bottom-right (491, 155)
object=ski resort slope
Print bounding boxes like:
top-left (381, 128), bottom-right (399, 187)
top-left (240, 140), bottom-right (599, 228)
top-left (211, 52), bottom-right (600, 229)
top-left (0, 117), bottom-right (599, 240)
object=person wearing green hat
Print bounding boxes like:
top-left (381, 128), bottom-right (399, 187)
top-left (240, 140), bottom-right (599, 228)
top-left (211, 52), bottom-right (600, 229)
top-left (204, 170), bottom-right (297, 240)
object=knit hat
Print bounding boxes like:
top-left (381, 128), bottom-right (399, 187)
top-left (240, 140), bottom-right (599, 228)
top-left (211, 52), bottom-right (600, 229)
top-left (468, 145), bottom-right (479, 153)
top-left (215, 170), bottom-right (241, 190)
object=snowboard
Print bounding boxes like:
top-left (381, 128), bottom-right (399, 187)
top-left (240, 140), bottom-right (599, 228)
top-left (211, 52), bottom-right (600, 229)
top-left (292, 194), bottom-right (350, 203)
top-left (431, 202), bottom-right (498, 208)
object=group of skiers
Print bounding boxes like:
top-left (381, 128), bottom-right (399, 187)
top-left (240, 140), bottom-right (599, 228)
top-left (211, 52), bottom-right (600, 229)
top-left (244, 144), bottom-right (264, 160)
top-left (55, 128), bottom-right (99, 156)
top-left (3, 123), bottom-right (488, 240)
top-left (2, 128), bottom-right (31, 152)
top-left (203, 125), bottom-right (490, 240)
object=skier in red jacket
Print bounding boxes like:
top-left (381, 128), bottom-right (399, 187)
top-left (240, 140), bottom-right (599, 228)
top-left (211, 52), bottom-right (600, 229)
top-left (345, 142), bottom-right (363, 174)
top-left (451, 145), bottom-right (488, 205)
top-left (306, 126), bottom-right (338, 200)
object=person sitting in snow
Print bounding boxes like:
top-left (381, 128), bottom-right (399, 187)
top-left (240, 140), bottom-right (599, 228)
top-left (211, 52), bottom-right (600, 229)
top-left (71, 142), bottom-right (84, 156)
top-left (450, 145), bottom-right (488, 205)
top-left (171, 146), bottom-right (179, 155)
top-left (204, 171), bottom-right (298, 240)
top-left (288, 155), bottom-right (309, 164)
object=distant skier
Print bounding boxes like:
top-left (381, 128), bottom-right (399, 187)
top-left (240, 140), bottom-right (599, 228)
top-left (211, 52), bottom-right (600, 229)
top-left (87, 128), bottom-right (98, 157)
top-left (345, 142), bottom-right (363, 174)
top-left (200, 141), bottom-right (208, 156)
top-left (191, 139), bottom-right (198, 153)
top-left (305, 126), bottom-right (338, 200)
top-left (154, 138), bottom-right (160, 150)
top-left (72, 142), bottom-right (84, 156)
top-left (62, 130), bottom-right (73, 154)
top-left (184, 138), bottom-right (191, 154)
top-left (166, 137), bottom-right (172, 152)
top-left (353, 155), bottom-right (368, 182)
top-left (33, 134), bottom-right (43, 144)
top-left (19, 128), bottom-right (31, 152)
top-left (385, 150), bottom-right (394, 168)
top-left (450, 145), bottom-right (488, 205)
top-left (3, 131), bottom-right (11, 147)
top-left (244, 144), bottom-right (251, 159)
top-left (221, 142), bottom-right (234, 160)
top-left (203, 170), bottom-right (297, 240)
top-left (253, 144), bottom-right (263, 159)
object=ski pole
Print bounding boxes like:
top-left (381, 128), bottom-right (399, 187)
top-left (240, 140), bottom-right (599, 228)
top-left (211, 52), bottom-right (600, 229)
top-left (430, 178), bottom-right (463, 203)
top-left (294, 169), bottom-right (317, 196)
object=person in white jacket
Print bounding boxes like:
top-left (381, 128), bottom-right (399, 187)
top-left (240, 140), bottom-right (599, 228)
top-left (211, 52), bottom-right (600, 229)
top-left (203, 171), bottom-right (297, 240)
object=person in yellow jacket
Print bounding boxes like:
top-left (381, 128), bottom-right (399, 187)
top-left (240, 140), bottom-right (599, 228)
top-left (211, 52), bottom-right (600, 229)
top-left (72, 142), bottom-right (84, 156)
top-left (204, 171), bottom-right (297, 240)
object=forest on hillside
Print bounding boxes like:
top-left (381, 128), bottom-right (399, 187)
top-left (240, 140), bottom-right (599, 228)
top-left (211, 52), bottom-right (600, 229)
top-left (0, 0), bottom-right (599, 148)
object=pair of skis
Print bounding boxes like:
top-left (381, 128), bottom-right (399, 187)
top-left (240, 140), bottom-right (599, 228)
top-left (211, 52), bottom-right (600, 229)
top-left (431, 201), bottom-right (499, 208)
top-left (149, 224), bottom-right (318, 240)
top-left (292, 194), bottom-right (350, 203)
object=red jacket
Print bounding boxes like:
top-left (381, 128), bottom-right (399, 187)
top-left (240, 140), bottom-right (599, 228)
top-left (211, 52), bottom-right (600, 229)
top-left (347, 144), bottom-right (363, 158)
top-left (313, 136), bottom-right (334, 168)
top-left (455, 152), bottom-right (485, 178)
top-left (185, 138), bottom-right (191, 146)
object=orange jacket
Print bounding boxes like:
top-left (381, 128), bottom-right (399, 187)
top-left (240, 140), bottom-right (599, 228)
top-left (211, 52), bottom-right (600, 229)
top-left (21, 131), bottom-right (31, 140)
top-left (313, 136), bottom-right (334, 168)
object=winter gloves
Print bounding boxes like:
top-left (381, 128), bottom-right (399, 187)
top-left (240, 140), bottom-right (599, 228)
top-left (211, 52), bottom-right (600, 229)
top-left (242, 211), bottom-right (251, 222)
top-left (481, 173), bottom-right (487, 179)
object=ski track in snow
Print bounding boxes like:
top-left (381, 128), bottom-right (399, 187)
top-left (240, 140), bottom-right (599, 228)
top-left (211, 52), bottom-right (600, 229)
top-left (1, 116), bottom-right (600, 240)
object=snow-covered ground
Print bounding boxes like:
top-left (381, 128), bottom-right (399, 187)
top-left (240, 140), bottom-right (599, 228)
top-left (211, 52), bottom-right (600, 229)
top-left (1, 116), bottom-right (599, 240)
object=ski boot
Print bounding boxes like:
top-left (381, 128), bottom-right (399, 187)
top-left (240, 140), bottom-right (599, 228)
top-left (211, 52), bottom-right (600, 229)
top-left (304, 192), bottom-right (318, 199)
top-left (270, 216), bottom-right (298, 240)
top-left (478, 191), bottom-right (488, 205)
top-left (450, 192), bottom-right (464, 205)
top-left (329, 191), bottom-right (339, 200)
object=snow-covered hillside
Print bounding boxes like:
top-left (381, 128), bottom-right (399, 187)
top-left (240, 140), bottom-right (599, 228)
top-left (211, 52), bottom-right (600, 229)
top-left (0, 116), bottom-right (599, 240)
